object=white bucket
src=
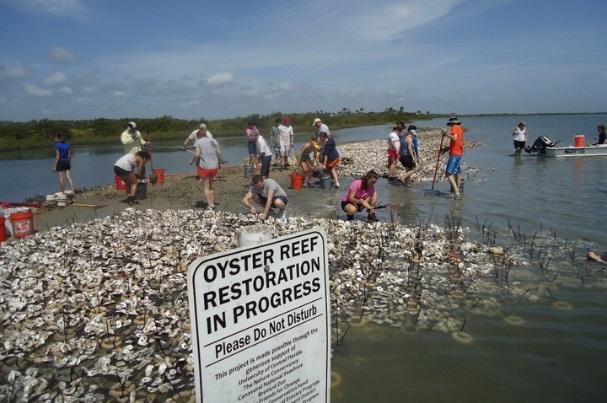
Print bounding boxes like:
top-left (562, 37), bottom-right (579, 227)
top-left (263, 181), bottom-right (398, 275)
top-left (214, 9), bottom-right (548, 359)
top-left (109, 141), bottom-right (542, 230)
top-left (46, 194), bottom-right (56, 201)
top-left (237, 224), bottom-right (273, 247)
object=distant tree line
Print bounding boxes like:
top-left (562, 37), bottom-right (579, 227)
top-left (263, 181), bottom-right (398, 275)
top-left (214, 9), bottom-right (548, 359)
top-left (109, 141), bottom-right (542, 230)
top-left (0, 108), bottom-right (434, 151)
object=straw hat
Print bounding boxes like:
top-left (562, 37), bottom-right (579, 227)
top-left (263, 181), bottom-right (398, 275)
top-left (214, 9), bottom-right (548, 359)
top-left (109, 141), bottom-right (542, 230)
top-left (312, 118), bottom-right (322, 126)
top-left (447, 117), bottom-right (461, 125)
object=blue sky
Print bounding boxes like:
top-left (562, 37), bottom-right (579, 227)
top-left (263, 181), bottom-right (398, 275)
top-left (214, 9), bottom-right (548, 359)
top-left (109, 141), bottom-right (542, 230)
top-left (0, 0), bottom-right (605, 121)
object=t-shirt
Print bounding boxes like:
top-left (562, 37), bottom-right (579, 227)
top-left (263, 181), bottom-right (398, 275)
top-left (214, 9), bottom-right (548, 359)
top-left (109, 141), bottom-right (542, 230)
top-left (513, 127), bottom-right (526, 142)
top-left (322, 138), bottom-right (339, 161)
top-left (115, 153), bottom-right (137, 171)
top-left (341, 179), bottom-right (375, 202)
top-left (194, 137), bottom-right (220, 169)
top-left (55, 141), bottom-right (70, 161)
top-left (256, 135), bottom-right (273, 157)
top-left (188, 129), bottom-right (213, 142)
top-left (399, 133), bottom-right (413, 156)
top-left (278, 124), bottom-right (293, 146)
top-left (388, 131), bottom-right (400, 152)
top-left (449, 125), bottom-right (464, 157)
top-left (121, 129), bottom-right (145, 155)
top-left (596, 132), bottom-right (606, 145)
top-left (246, 127), bottom-right (259, 141)
top-left (250, 178), bottom-right (287, 199)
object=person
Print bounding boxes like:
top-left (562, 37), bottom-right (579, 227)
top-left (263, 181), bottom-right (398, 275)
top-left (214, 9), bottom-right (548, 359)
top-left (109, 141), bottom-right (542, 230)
top-left (183, 123), bottom-right (213, 149)
top-left (114, 150), bottom-right (150, 205)
top-left (512, 121), bottom-right (527, 156)
top-left (121, 121), bottom-right (147, 155)
top-left (277, 116), bottom-right (294, 170)
top-left (270, 118), bottom-right (281, 155)
top-left (193, 129), bottom-right (221, 209)
top-left (255, 130), bottom-right (273, 179)
top-left (442, 116), bottom-right (464, 198)
top-left (387, 126), bottom-right (401, 181)
top-left (245, 122), bottom-right (260, 165)
top-left (408, 125), bottom-right (420, 157)
top-left (341, 170), bottom-right (379, 222)
top-left (593, 125), bottom-right (606, 145)
top-left (242, 175), bottom-right (288, 221)
top-left (399, 126), bottom-right (418, 185)
top-left (313, 118), bottom-right (331, 141)
top-left (319, 132), bottom-right (340, 188)
top-left (299, 136), bottom-right (320, 187)
top-left (53, 134), bottom-right (75, 193)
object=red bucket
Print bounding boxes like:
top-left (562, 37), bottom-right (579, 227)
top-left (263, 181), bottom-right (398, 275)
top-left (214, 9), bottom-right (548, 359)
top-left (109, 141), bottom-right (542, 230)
top-left (0, 215), bottom-right (6, 242)
top-left (10, 209), bottom-right (34, 238)
top-left (574, 135), bottom-right (585, 147)
top-left (115, 175), bottom-right (126, 190)
top-left (290, 173), bottom-right (304, 190)
top-left (152, 168), bottom-right (166, 184)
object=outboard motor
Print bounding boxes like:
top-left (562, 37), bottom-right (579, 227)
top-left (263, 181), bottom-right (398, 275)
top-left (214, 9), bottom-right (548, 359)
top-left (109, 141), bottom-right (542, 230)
top-left (525, 136), bottom-right (556, 154)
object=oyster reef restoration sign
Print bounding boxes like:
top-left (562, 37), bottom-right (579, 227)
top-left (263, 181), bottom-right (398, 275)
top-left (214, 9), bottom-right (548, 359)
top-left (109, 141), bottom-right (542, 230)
top-left (187, 228), bottom-right (331, 402)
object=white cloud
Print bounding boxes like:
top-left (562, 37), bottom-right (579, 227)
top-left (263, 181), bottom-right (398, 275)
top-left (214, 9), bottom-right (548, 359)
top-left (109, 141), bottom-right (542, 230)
top-left (0, 63), bottom-right (27, 79)
top-left (1, 0), bottom-right (89, 19)
top-left (49, 46), bottom-right (77, 64)
top-left (44, 72), bottom-right (67, 85)
top-left (59, 86), bottom-right (73, 94)
top-left (24, 83), bottom-right (52, 97)
top-left (113, 91), bottom-right (126, 97)
top-left (207, 72), bottom-right (234, 86)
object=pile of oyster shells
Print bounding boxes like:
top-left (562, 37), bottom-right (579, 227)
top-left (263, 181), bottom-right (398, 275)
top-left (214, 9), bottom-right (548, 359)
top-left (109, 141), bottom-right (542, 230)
top-left (337, 128), bottom-right (481, 180)
top-left (0, 208), bottom-right (600, 401)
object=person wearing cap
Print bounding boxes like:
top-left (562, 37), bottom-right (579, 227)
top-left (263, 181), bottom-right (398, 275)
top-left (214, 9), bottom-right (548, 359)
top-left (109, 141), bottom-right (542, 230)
top-left (183, 123), bottom-right (213, 149)
top-left (442, 117), bottom-right (464, 198)
top-left (277, 116), bottom-right (294, 170)
top-left (319, 131), bottom-right (340, 188)
top-left (313, 118), bottom-right (331, 141)
top-left (512, 121), bottom-right (527, 156)
top-left (121, 121), bottom-right (147, 155)
top-left (193, 128), bottom-right (221, 209)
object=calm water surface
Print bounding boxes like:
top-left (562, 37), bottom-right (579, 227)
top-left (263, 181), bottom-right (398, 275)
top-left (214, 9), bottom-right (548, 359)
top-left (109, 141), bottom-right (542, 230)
top-left (2, 114), bottom-right (607, 402)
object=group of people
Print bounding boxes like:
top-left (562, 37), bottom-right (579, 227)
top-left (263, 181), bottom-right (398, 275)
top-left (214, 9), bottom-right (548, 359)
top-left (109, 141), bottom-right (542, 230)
top-left (387, 122), bottom-right (420, 186)
top-left (512, 121), bottom-right (606, 156)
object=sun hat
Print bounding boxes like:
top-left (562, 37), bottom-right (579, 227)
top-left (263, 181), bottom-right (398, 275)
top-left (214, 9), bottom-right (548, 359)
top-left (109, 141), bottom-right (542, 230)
top-left (127, 121), bottom-right (137, 129)
top-left (447, 117), bottom-right (461, 125)
top-left (199, 123), bottom-right (207, 129)
top-left (312, 118), bottom-right (322, 126)
top-left (518, 121), bottom-right (526, 126)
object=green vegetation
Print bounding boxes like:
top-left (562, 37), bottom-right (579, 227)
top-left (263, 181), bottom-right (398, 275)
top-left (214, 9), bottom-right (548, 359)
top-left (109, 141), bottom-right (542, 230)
top-left (0, 108), bottom-right (433, 152)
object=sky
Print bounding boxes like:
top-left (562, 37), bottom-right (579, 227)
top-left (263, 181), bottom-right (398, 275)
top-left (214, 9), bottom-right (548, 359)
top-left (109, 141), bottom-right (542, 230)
top-left (0, 0), bottom-right (606, 121)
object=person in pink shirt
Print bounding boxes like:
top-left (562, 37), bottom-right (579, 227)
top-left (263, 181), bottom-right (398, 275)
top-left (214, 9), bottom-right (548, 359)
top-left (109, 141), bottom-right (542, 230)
top-left (341, 170), bottom-right (379, 222)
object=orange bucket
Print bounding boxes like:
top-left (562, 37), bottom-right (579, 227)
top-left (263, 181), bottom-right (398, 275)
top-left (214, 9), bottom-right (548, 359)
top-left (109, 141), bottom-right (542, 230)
top-left (152, 168), bottom-right (166, 184)
top-left (574, 135), bottom-right (585, 147)
top-left (0, 215), bottom-right (6, 242)
top-left (115, 175), bottom-right (126, 190)
top-left (10, 210), bottom-right (34, 238)
top-left (290, 173), bottom-right (304, 190)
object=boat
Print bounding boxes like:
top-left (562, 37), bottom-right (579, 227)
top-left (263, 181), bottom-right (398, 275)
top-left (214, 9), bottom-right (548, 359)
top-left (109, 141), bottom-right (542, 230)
top-left (525, 136), bottom-right (607, 157)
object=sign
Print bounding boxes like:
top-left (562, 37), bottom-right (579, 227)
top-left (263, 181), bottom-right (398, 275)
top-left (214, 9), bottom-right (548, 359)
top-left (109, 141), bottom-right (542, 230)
top-left (187, 228), bottom-right (331, 402)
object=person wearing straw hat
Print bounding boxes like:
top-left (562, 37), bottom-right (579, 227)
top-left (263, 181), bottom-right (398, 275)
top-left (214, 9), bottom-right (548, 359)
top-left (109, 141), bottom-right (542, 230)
top-left (121, 121), bottom-right (148, 155)
top-left (313, 117), bottom-right (331, 141)
top-left (512, 121), bottom-right (527, 156)
top-left (183, 123), bottom-right (213, 149)
top-left (442, 116), bottom-right (464, 198)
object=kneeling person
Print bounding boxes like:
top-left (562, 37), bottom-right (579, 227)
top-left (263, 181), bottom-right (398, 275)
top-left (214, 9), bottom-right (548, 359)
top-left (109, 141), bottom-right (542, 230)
top-left (341, 170), bottom-right (379, 222)
top-left (242, 175), bottom-right (288, 221)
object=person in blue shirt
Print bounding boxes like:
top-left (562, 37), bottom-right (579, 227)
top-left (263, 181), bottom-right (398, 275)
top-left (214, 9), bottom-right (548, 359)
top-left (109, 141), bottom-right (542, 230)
top-left (53, 134), bottom-right (75, 193)
top-left (319, 132), bottom-right (340, 188)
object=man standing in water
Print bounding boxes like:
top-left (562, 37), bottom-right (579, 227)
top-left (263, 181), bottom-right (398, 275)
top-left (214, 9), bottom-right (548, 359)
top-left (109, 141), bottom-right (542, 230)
top-left (512, 121), bottom-right (527, 156)
top-left (193, 129), bottom-right (221, 209)
top-left (121, 121), bottom-right (147, 155)
top-left (442, 116), bottom-right (464, 198)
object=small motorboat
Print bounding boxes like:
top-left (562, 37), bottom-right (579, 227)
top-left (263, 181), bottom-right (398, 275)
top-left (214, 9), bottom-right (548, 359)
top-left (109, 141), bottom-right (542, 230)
top-left (525, 136), bottom-right (607, 157)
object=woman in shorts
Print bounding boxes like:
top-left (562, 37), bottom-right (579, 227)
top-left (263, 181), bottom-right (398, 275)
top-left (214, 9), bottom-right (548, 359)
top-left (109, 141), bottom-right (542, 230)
top-left (299, 136), bottom-right (320, 187)
top-left (114, 151), bottom-right (150, 205)
top-left (341, 170), bottom-right (379, 222)
top-left (53, 134), bottom-right (75, 193)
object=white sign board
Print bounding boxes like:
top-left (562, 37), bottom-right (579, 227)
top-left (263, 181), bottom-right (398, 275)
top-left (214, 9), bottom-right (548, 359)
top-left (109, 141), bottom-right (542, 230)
top-left (187, 228), bottom-right (331, 402)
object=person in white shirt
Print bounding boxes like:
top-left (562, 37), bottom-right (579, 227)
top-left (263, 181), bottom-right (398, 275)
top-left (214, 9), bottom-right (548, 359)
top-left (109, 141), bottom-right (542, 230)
top-left (387, 126), bottom-right (401, 180)
top-left (277, 116), bottom-right (294, 170)
top-left (313, 118), bottom-right (330, 141)
top-left (255, 131), bottom-right (273, 178)
top-left (183, 123), bottom-right (213, 148)
top-left (512, 121), bottom-right (527, 156)
top-left (120, 121), bottom-right (148, 155)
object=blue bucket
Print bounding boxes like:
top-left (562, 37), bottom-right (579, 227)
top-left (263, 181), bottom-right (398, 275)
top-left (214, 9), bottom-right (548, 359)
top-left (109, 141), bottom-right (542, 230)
top-left (319, 174), bottom-right (331, 189)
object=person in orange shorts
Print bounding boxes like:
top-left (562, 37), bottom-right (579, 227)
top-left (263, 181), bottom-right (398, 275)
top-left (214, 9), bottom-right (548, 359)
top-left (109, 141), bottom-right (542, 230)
top-left (319, 132), bottom-right (340, 188)
top-left (193, 130), bottom-right (222, 209)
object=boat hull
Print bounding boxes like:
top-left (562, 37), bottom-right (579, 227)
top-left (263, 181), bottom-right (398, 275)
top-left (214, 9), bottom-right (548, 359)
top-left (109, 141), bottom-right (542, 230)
top-left (543, 145), bottom-right (607, 157)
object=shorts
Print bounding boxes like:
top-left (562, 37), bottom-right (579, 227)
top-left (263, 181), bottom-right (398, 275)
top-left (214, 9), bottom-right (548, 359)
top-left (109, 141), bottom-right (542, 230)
top-left (325, 159), bottom-right (339, 170)
top-left (247, 140), bottom-right (257, 155)
top-left (341, 201), bottom-right (363, 212)
top-left (114, 166), bottom-right (131, 177)
top-left (514, 140), bottom-right (526, 150)
top-left (445, 156), bottom-right (462, 176)
top-left (260, 194), bottom-right (288, 206)
top-left (197, 167), bottom-right (218, 178)
top-left (399, 155), bottom-right (415, 169)
top-left (387, 149), bottom-right (399, 165)
top-left (260, 155), bottom-right (272, 177)
top-left (56, 160), bottom-right (71, 172)
top-left (279, 144), bottom-right (290, 157)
